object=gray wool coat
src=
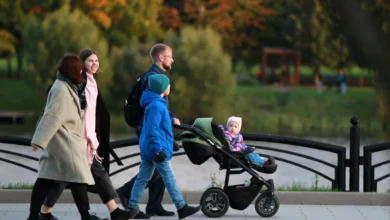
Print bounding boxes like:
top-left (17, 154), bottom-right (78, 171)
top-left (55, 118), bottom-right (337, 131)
top-left (32, 79), bottom-right (94, 185)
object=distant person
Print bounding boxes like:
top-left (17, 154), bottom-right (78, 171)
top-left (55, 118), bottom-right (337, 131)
top-left (337, 68), bottom-right (347, 94)
top-left (314, 70), bottom-right (323, 94)
top-left (281, 65), bottom-right (290, 86)
top-left (256, 68), bottom-right (263, 86)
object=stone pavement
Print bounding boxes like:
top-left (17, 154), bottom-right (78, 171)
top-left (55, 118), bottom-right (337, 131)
top-left (1, 204), bottom-right (389, 220)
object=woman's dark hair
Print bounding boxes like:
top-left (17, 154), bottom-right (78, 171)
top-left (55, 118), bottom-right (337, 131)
top-left (79, 48), bottom-right (98, 74)
top-left (79, 48), bottom-right (97, 62)
top-left (56, 55), bottom-right (84, 84)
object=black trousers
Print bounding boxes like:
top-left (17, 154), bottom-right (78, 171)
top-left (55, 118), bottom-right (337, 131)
top-left (44, 158), bottom-right (117, 207)
top-left (29, 178), bottom-right (90, 219)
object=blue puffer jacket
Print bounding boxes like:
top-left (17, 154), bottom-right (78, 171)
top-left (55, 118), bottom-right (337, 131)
top-left (139, 89), bottom-right (174, 161)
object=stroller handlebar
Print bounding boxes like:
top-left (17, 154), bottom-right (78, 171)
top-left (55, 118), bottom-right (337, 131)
top-left (173, 123), bottom-right (192, 131)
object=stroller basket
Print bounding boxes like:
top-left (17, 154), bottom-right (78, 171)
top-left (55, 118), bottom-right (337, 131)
top-left (225, 185), bottom-right (260, 210)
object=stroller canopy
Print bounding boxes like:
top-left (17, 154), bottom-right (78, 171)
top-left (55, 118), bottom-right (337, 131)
top-left (181, 118), bottom-right (223, 165)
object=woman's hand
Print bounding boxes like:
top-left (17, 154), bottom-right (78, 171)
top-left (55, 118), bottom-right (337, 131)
top-left (31, 144), bottom-right (41, 152)
top-left (87, 139), bottom-right (94, 151)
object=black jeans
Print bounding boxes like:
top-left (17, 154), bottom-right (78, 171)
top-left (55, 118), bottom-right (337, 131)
top-left (44, 158), bottom-right (117, 207)
top-left (29, 178), bottom-right (90, 220)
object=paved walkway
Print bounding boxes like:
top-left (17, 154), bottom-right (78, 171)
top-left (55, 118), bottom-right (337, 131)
top-left (1, 204), bottom-right (389, 220)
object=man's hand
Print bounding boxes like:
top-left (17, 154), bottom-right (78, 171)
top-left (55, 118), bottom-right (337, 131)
top-left (173, 142), bottom-right (181, 152)
top-left (32, 143), bottom-right (41, 152)
top-left (155, 151), bottom-right (167, 162)
top-left (173, 118), bottom-right (181, 125)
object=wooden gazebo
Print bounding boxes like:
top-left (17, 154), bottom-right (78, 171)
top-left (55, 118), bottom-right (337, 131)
top-left (261, 48), bottom-right (301, 85)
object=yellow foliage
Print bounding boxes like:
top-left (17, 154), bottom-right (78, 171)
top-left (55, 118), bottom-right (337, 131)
top-left (0, 30), bottom-right (17, 53)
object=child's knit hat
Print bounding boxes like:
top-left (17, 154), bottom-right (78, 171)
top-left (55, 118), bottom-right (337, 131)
top-left (148, 74), bottom-right (170, 94)
top-left (227, 116), bottom-right (242, 132)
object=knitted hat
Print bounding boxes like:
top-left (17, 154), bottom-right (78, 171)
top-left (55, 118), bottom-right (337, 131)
top-left (227, 116), bottom-right (242, 132)
top-left (148, 74), bottom-right (170, 94)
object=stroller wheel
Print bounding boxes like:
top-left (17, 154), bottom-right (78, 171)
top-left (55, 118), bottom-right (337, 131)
top-left (200, 187), bottom-right (229, 218)
top-left (254, 193), bottom-right (280, 218)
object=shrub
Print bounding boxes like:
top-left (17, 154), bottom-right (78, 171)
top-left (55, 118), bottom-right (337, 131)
top-left (23, 5), bottom-right (111, 93)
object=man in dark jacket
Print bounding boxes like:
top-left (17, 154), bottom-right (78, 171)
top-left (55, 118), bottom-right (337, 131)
top-left (116, 44), bottom-right (181, 219)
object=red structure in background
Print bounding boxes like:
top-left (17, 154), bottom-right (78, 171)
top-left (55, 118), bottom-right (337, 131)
top-left (261, 48), bottom-right (301, 85)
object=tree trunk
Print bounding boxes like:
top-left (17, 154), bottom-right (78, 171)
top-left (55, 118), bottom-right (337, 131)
top-left (16, 46), bottom-right (23, 79)
top-left (7, 55), bottom-right (12, 78)
top-left (331, 0), bottom-right (390, 138)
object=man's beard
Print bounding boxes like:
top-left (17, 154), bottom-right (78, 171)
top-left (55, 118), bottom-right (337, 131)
top-left (162, 63), bottom-right (171, 71)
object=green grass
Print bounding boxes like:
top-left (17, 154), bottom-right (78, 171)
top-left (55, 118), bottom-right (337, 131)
top-left (231, 85), bottom-right (382, 137)
top-left (0, 79), bottom-right (383, 137)
top-left (0, 79), bottom-right (45, 112)
top-left (0, 183), bottom-right (33, 189)
top-left (276, 182), bottom-right (334, 192)
top-left (208, 174), bottom-right (334, 192)
top-left (0, 56), bottom-right (18, 77)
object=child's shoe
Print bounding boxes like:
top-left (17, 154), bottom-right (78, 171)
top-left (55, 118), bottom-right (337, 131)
top-left (178, 204), bottom-right (201, 219)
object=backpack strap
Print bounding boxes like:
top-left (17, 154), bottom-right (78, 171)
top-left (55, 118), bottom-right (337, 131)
top-left (140, 71), bottom-right (158, 91)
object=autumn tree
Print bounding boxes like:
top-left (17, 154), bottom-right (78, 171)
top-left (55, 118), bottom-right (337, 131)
top-left (176, 0), bottom-right (276, 68)
top-left (158, 5), bottom-right (183, 31)
top-left (70, 0), bottom-right (164, 51)
top-left (23, 5), bottom-right (112, 93)
top-left (0, 0), bottom-right (70, 78)
top-left (262, 0), bottom-right (350, 69)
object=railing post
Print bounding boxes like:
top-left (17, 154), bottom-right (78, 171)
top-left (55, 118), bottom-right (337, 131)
top-left (349, 116), bottom-right (360, 192)
top-left (363, 147), bottom-right (372, 192)
top-left (337, 149), bottom-right (346, 191)
top-left (370, 166), bottom-right (377, 192)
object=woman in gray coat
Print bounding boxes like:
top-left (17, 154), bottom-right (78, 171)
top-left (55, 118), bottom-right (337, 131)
top-left (27, 55), bottom-right (107, 220)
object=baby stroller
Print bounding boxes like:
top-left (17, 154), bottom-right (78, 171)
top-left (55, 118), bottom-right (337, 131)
top-left (176, 118), bottom-right (279, 218)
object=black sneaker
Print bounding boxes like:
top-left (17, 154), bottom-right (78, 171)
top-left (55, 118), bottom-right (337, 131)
top-left (110, 207), bottom-right (139, 220)
top-left (116, 187), bottom-right (129, 209)
top-left (133, 210), bottom-right (151, 219)
top-left (89, 214), bottom-right (109, 220)
top-left (146, 207), bottom-right (175, 216)
top-left (38, 213), bottom-right (59, 220)
top-left (177, 204), bottom-right (201, 219)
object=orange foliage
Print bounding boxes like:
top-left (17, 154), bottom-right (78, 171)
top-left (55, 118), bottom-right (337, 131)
top-left (183, 0), bottom-right (276, 50)
top-left (159, 6), bottom-right (183, 30)
top-left (87, 0), bottom-right (108, 9)
top-left (90, 10), bottom-right (112, 30)
top-left (28, 6), bottom-right (43, 14)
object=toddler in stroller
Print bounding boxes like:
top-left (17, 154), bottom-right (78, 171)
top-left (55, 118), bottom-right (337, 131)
top-left (219, 116), bottom-right (275, 169)
top-left (178, 118), bottom-right (279, 218)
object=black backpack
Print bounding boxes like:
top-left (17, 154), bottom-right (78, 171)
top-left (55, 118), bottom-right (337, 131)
top-left (123, 73), bottom-right (147, 127)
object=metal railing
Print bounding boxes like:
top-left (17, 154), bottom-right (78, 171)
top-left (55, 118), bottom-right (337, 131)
top-left (0, 116), bottom-right (389, 192)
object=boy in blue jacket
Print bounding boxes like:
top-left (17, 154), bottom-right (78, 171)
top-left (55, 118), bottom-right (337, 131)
top-left (128, 74), bottom-right (200, 219)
